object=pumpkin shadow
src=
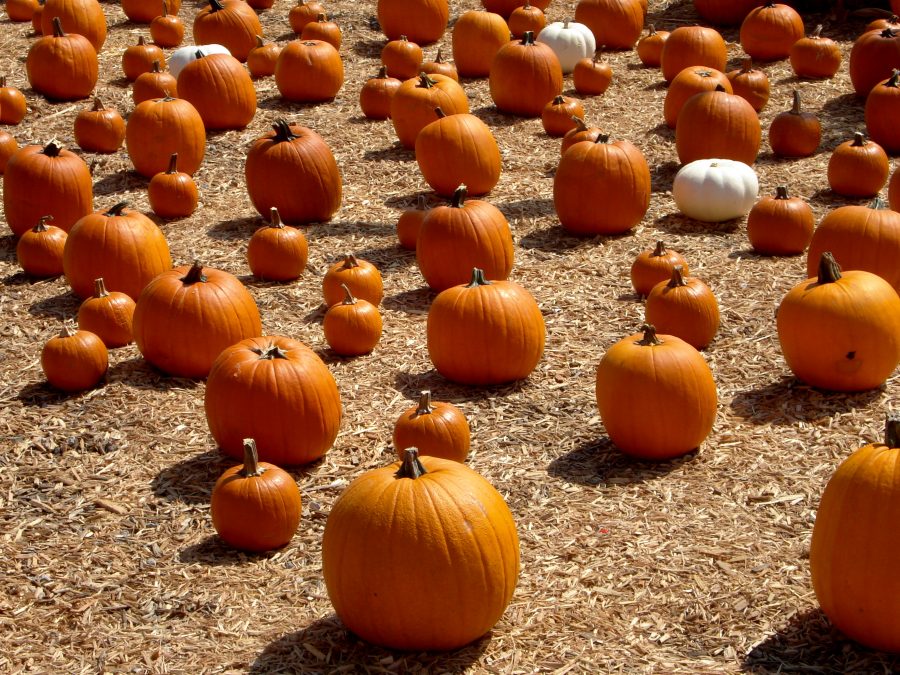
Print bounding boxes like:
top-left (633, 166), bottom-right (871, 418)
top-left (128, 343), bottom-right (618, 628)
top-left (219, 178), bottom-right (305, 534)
top-left (820, 93), bottom-right (865, 143)
top-left (469, 105), bottom-right (528, 128)
top-left (107, 356), bottom-right (202, 391)
top-left (92, 168), bottom-right (148, 196)
top-left (729, 376), bottom-right (884, 426)
top-left (0, 234), bottom-right (16, 263)
top-left (382, 286), bottom-right (434, 315)
top-left (383, 189), bottom-right (436, 209)
top-left (362, 143), bottom-right (415, 162)
top-left (178, 534), bottom-right (286, 566)
top-left (256, 96), bottom-right (336, 114)
top-left (206, 215), bottom-right (260, 240)
top-left (392, 368), bottom-right (537, 404)
top-left (498, 197), bottom-right (556, 220)
top-left (16, 379), bottom-right (103, 407)
top-left (2, 270), bottom-right (42, 286)
top-left (151, 449), bottom-right (232, 504)
top-left (250, 615), bottom-right (491, 673)
top-left (301, 219), bottom-right (397, 238)
top-left (642, 80), bottom-right (668, 91)
top-left (547, 436), bottom-right (700, 487)
top-left (351, 38), bottom-right (384, 58)
top-left (808, 188), bottom-right (870, 210)
top-left (653, 212), bottom-right (743, 236)
top-left (27, 289), bottom-right (82, 319)
top-left (742, 607), bottom-right (900, 673)
top-left (518, 225), bottom-right (630, 253)
top-left (649, 159), bottom-right (679, 193)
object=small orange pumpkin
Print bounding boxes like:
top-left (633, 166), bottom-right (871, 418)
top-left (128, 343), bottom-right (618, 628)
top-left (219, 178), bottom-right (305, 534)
top-left (827, 131), bottom-right (889, 198)
top-left (322, 285), bottom-right (383, 356)
top-left (148, 153), bottom-right (198, 219)
top-left (16, 215), bottom-right (67, 278)
top-left (630, 240), bottom-right (689, 297)
top-left (645, 266), bottom-right (720, 350)
top-left (76, 277), bottom-right (136, 348)
top-left (247, 207), bottom-right (309, 281)
top-left (392, 390), bottom-right (470, 462)
top-left (322, 254), bottom-right (383, 306)
top-left (746, 186), bottom-right (814, 256)
top-left (41, 323), bottom-right (109, 392)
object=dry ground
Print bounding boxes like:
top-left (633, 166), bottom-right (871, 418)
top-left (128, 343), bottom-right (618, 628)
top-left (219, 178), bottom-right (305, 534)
top-left (2, 0), bottom-right (900, 672)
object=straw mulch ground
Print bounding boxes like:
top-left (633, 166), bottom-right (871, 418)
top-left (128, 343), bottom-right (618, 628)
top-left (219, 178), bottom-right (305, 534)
top-left (2, 0), bottom-right (900, 672)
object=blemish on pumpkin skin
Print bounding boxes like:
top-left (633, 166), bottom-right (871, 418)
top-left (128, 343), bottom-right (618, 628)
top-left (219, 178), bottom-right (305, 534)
top-left (847, 351), bottom-right (856, 360)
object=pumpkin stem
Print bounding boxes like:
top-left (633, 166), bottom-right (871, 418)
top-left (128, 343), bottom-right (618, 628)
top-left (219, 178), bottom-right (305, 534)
top-left (869, 196), bottom-right (887, 211)
top-left (450, 184), bottom-right (468, 208)
top-left (315, 12), bottom-right (327, 21)
top-left (882, 28), bottom-right (898, 38)
top-left (740, 56), bottom-right (753, 72)
top-left (150, 60), bottom-right (161, 73)
top-left (166, 153), bottom-right (179, 174)
top-left (816, 252), bottom-right (842, 284)
top-left (376, 65), bottom-right (388, 78)
top-left (104, 201), bottom-right (129, 217)
top-left (552, 94), bottom-right (565, 105)
top-left (886, 412), bottom-right (900, 449)
top-left (650, 240), bottom-right (667, 257)
top-left (272, 118), bottom-right (298, 143)
top-left (594, 134), bottom-right (610, 144)
top-left (252, 344), bottom-right (289, 359)
top-left (434, 47), bottom-right (445, 63)
top-left (162, 1), bottom-right (168, 17)
top-left (521, 30), bottom-right (535, 46)
top-left (789, 90), bottom-right (802, 115)
top-left (208, 0), bottom-right (225, 12)
top-left (33, 215), bottom-right (53, 232)
top-left (851, 131), bottom-right (867, 147)
top-left (886, 69), bottom-right (900, 88)
top-left (666, 265), bottom-right (687, 288)
top-left (194, 49), bottom-right (205, 59)
top-left (137, 35), bottom-right (146, 46)
top-left (255, 35), bottom-right (265, 48)
top-left (269, 207), bottom-right (285, 228)
top-left (0, 76), bottom-right (6, 88)
top-left (51, 16), bottom-right (65, 38)
top-left (523, 0), bottom-right (531, 8)
top-left (40, 139), bottom-right (64, 157)
top-left (413, 390), bottom-right (434, 416)
top-left (396, 447), bottom-right (427, 479)
top-left (636, 324), bottom-right (661, 346)
top-left (775, 186), bottom-right (789, 200)
top-left (182, 260), bottom-right (207, 284)
top-left (59, 321), bottom-right (78, 338)
top-left (416, 194), bottom-right (427, 209)
top-left (714, 84), bottom-right (727, 93)
top-left (810, 24), bottom-right (823, 38)
top-left (647, 24), bottom-right (656, 36)
top-left (399, 34), bottom-right (408, 42)
top-left (416, 72), bottom-right (437, 89)
top-left (340, 283), bottom-right (357, 305)
top-left (466, 267), bottom-right (491, 288)
top-left (572, 116), bottom-right (588, 132)
top-left (340, 253), bottom-right (359, 269)
top-left (91, 97), bottom-right (105, 111)
top-left (434, 106), bottom-right (447, 119)
top-left (241, 438), bottom-right (266, 477)
top-left (93, 278), bottom-right (110, 298)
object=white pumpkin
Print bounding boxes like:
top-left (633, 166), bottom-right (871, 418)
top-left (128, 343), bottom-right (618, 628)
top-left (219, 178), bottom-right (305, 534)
top-left (168, 44), bottom-right (232, 78)
top-left (673, 159), bottom-right (759, 222)
top-left (536, 21), bottom-right (596, 74)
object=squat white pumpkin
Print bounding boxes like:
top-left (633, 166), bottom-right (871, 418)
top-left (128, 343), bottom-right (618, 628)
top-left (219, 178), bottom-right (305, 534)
top-left (673, 158), bottom-right (758, 222)
top-left (537, 21), bottom-right (596, 74)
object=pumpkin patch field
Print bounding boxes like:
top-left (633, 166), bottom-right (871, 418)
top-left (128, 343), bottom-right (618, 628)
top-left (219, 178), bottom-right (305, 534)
top-left (4, 0), bottom-right (900, 671)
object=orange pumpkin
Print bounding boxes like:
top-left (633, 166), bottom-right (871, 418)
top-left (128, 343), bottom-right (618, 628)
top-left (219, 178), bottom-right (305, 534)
top-left (132, 61), bottom-right (178, 104)
top-left (561, 117), bottom-right (603, 154)
top-left (392, 390), bottom-right (470, 462)
top-left (300, 12), bottom-right (342, 50)
top-left (827, 132), bottom-right (889, 198)
top-left (76, 277), bottom-right (136, 348)
top-left (574, 0), bottom-right (644, 50)
top-left (192, 0), bottom-right (262, 62)
top-left (541, 95), bottom-right (584, 137)
top-left (645, 266), bottom-right (720, 350)
top-left (122, 35), bottom-right (165, 81)
top-left (247, 36), bottom-right (281, 78)
top-left (739, 1), bottom-right (803, 61)
top-left (26, 17), bottom-right (98, 101)
top-left (148, 153), bottom-right (198, 219)
top-left (40, 0), bottom-right (106, 51)
top-left (322, 254), bottom-right (383, 306)
top-left (177, 52), bottom-right (257, 130)
top-left (16, 216), bottom-right (67, 278)
top-left (73, 98), bottom-right (125, 154)
top-left (508, 1), bottom-right (546, 39)
top-left (41, 323), bottom-right (109, 392)
top-left (675, 86), bottom-right (761, 165)
top-left (150, 2), bottom-right (184, 48)
top-left (421, 47), bottom-right (458, 81)
top-left (490, 32), bottom-right (563, 118)
top-left (390, 73), bottom-right (468, 149)
top-left (660, 25), bottom-right (727, 83)
top-left (247, 207), bottom-right (309, 281)
top-left (726, 56), bottom-right (769, 112)
top-left (663, 66), bottom-right (732, 129)
top-left (790, 25), bottom-right (841, 79)
top-left (864, 69), bottom-right (900, 154)
top-left (377, 0), bottom-right (448, 44)
top-left (275, 39), bottom-right (344, 103)
top-left (322, 285), bottom-right (383, 356)
top-left (359, 66), bottom-right (402, 120)
top-left (381, 35), bottom-right (423, 80)
top-left (0, 76), bottom-right (28, 124)
top-left (769, 90), bottom-right (821, 158)
top-left (746, 186), bottom-right (814, 256)
top-left (630, 240), bottom-right (689, 297)
top-left (849, 28), bottom-right (900, 97)
top-left (125, 95), bottom-right (206, 178)
top-left (396, 195), bottom-right (429, 250)
top-left (453, 10), bottom-right (514, 78)
top-left (288, 0), bottom-right (324, 33)
top-left (636, 24), bottom-right (669, 67)
top-left (572, 52), bottom-right (613, 97)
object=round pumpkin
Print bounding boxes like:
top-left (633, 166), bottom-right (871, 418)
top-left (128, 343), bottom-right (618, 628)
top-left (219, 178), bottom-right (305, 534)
top-left (849, 28), bottom-right (900, 98)
top-left (122, 35), bottom-right (165, 82)
top-left (16, 216), bottom-right (67, 278)
top-left (427, 268), bottom-right (545, 385)
top-left (0, 76), bottom-right (28, 124)
top-left (205, 335), bottom-right (342, 465)
top-left (421, 47), bottom-right (458, 81)
top-left (40, 0), bottom-right (106, 51)
top-left (675, 86), bottom-right (761, 165)
top-left (554, 135), bottom-right (651, 235)
top-left (541, 95), bottom-right (585, 136)
top-left (150, 2), bottom-right (184, 48)
top-left (726, 56), bottom-right (769, 112)
top-left (148, 153), bottom-right (199, 219)
top-left (392, 390), bottom-right (470, 463)
top-left (660, 25), bottom-right (727, 83)
top-left (300, 13), bottom-right (342, 50)
top-left (672, 158), bottom-right (758, 222)
top-left (289, 0), bottom-right (324, 34)
top-left (645, 266), bottom-right (720, 350)
top-left (73, 98), bottom-right (125, 154)
top-left (573, 52), bottom-right (613, 96)
top-left (827, 132), bottom-right (889, 198)
top-left (177, 52), bottom-right (257, 130)
top-left (381, 35), bottom-right (423, 80)
top-left (247, 36), bottom-right (281, 78)
top-left (574, 0), bottom-right (644, 50)
top-left (769, 90), bottom-right (821, 158)
top-left (390, 73), bottom-right (469, 149)
top-left (192, 0), bottom-right (262, 62)
top-left (776, 252), bottom-right (900, 392)
top-left (133, 261), bottom-right (262, 378)
top-left (790, 25), bottom-right (841, 79)
top-left (865, 69), bottom-right (900, 154)
top-left (63, 202), bottom-right (172, 300)
top-left (210, 438), bottom-right (302, 552)
top-left (377, 0), bottom-right (448, 44)
top-left (133, 61), bottom-right (179, 104)
top-left (595, 324), bottom-right (717, 460)
top-left (416, 185), bottom-right (514, 291)
top-left (247, 207), bottom-right (309, 281)
top-left (561, 117), bottom-right (603, 155)
top-left (663, 66), bottom-right (733, 129)
top-left (322, 285), bottom-right (383, 356)
top-left (26, 17), bottom-right (98, 101)
top-left (489, 32), bottom-right (563, 118)
top-left (630, 240), bottom-right (689, 297)
top-left (322, 254), bottom-right (383, 306)
top-left (359, 66), bottom-right (402, 120)
top-left (41, 323), bottom-right (108, 392)
top-left (125, 95), bottom-right (206, 178)
top-left (746, 186), bottom-right (814, 256)
top-left (739, 1), bottom-right (803, 61)
top-left (509, 1), bottom-right (546, 39)
top-left (321, 448), bottom-right (520, 650)
top-left (76, 277), bottom-right (136, 348)
top-left (535, 21), bottom-right (596, 75)
top-left (636, 25), bottom-right (669, 67)
top-left (396, 196), bottom-right (429, 250)
top-left (810, 414), bottom-right (900, 653)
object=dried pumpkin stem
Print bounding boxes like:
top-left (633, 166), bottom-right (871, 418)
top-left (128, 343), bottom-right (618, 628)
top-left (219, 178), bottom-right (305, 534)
top-left (340, 253), bottom-right (359, 269)
top-left (450, 184), bottom-right (468, 208)
top-left (571, 116), bottom-right (588, 132)
top-left (272, 118), bottom-right (298, 142)
top-left (466, 267), bottom-right (491, 287)
top-left (789, 90), bottom-right (802, 115)
top-left (166, 153), bottom-right (179, 174)
top-left (41, 139), bottom-right (63, 157)
top-left (775, 186), bottom-right (789, 200)
top-left (851, 131), bottom-right (866, 147)
top-left (886, 412), bottom-right (900, 449)
top-left (667, 265), bottom-right (687, 288)
top-left (269, 207), bottom-right (285, 228)
top-left (33, 215), bottom-right (53, 232)
top-left (253, 344), bottom-right (288, 360)
top-left (105, 201), bottom-right (129, 216)
top-left (414, 390), bottom-right (433, 416)
top-left (636, 324), bottom-right (661, 346)
top-left (182, 260), bottom-right (207, 284)
top-left (651, 240), bottom-right (667, 257)
top-left (816, 252), bottom-right (842, 284)
top-left (340, 283), bottom-right (357, 305)
top-left (396, 447), bottom-right (427, 479)
top-left (93, 278), bottom-right (110, 298)
top-left (241, 439), bottom-right (266, 477)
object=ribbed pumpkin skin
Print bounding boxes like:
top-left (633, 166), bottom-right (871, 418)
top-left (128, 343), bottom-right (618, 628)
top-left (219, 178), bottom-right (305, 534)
top-left (76, 279), bottom-right (136, 348)
top-left (663, 67), bottom-right (732, 128)
top-left (177, 54), bottom-right (257, 130)
top-left (746, 187), bottom-right (814, 256)
top-left (245, 120), bottom-right (342, 224)
top-left (554, 137), bottom-right (651, 235)
top-left (26, 24), bottom-right (98, 101)
top-left (122, 0), bottom-right (181, 22)
top-left (660, 26), bottom-right (727, 82)
top-left (810, 422), bottom-right (900, 653)
top-left (777, 256), bottom-right (900, 392)
top-left (63, 204), bottom-right (172, 300)
top-left (864, 71), bottom-right (900, 153)
top-left (125, 97), bottom-right (206, 178)
top-left (40, 0), bottom-right (107, 51)
top-left (16, 221), bottom-right (68, 277)
top-left (192, 0), bottom-right (262, 62)
top-left (739, 2), bottom-right (804, 61)
top-left (321, 453), bottom-right (520, 650)
top-left (210, 443), bottom-right (302, 552)
top-left (489, 35), bottom-right (563, 117)
top-left (645, 269), bottom-right (720, 350)
top-left (205, 336), bottom-right (342, 465)
top-left (595, 327), bottom-right (717, 459)
top-left (322, 294), bottom-right (383, 356)
top-left (133, 263), bottom-right (262, 378)
top-left (74, 100), bottom-right (125, 153)
top-left (390, 74), bottom-right (469, 149)
top-left (675, 89), bottom-right (761, 165)
top-left (41, 326), bottom-right (108, 392)
top-left (630, 241), bottom-right (689, 297)
top-left (148, 155), bottom-right (199, 219)
top-left (574, 0), bottom-right (644, 50)
top-left (377, 0), bottom-right (448, 43)
top-left (275, 39), bottom-right (344, 103)
top-left (427, 270), bottom-right (545, 385)
top-left (415, 113), bottom-right (501, 196)
top-left (790, 28), bottom-right (842, 79)
top-left (826, 134), bottom-right (889, 198)
top-left (769, 91), bottom-right (821, 158)
top-left (452, 10), bottom-right (514, 78)
top-left (849, 29), bottom-right (900, 97)
top-left (416, 189), bottom-right (514, 291)
top-left (3, 143), bottom-right (93, 236)
top-left (247, 214), bottom-right (309, 281)
top-left (133, 66), bottom-right (178, 104)
top-left (393, 392), bottom-right (470, 462)
top-left (805, 202), bottom-right (900, 293)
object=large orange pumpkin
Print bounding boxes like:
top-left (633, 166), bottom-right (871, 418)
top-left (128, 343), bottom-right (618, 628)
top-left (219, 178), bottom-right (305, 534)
top-left (489, 32), bottom-right (563, 117)
top-left (739, 1), bottom-right (804, 62)
top-left (645, 266), bottom-right (720, 350)
top-left (26, 17), bottom-right (98, 101)
top-left (177, 52), bottom-right (257, 130)
top-left (452, 10), bottom-right (511, 78)
top-left (275, 39), bottom-right (344, 103)
top-left (427, 268), bottom-right (545, 385)
top-left (660, 25), bottom-right (727, 82)
top-left (133, 261), bottom-right (262, 378)
top-left (595, 324), bottom-right (717, 460)
top-left (321, 448), bottom-right (519, 650)
top-left (849, 28), bottom-right (900, 97)
top-left (40, 0), bottom-right (106, 51)
top-left (377, 0), bottom-right (448, 44)
top-left (777, 252), bottom-right (900, 392)
top-left (810, 414), bottom-right (900, 653)
top-left (192, 0), bottom-right (262, 62)
top-left (205, 336), bottom-right (342, 465)
top-left (41, 323), bottom-right (108, 392)
top-left (125, 95), bottom-right (206, 178)
top-left (675, 86), bottom-right (761, 165)
top-left (390, 73), bottom-right (469, 149)
top-left (574, 0), bottom-right (644, 50)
